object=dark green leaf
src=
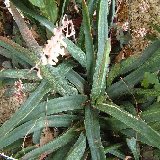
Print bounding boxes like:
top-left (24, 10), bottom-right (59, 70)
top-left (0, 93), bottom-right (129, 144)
top-left (87, 0), bottom-right (98, 16)
top-left (23, 95), bottom-right (87, 122)
top-left (104, 144), bottom-right (125, 159)
top-left (21, 127), bottom-right (78, 160)
top-left (0, 114), bottom-right (77, 149)
top-left (64, 38), bottom-right (87, 67)
top-left (141, 72), bottom-right (159, 88)
top-left (66, 69), bottom-right (86, 94)
top-left (15, 146), bottom-right (37, 159)
top-left (104, 144), bottom-right (122, 154)
top-left (0, 36), bottom-right (33, 65)
top-left (42, 0), bottom-right (58, 23)
top-left (96, 102), bottom-right (160, 149)
top-left (60, 0), bottom-right (70, 20)
top-left (107, 48), bottom-right (160, 99)
top-left (141, 107), bottom-right (160, 123)
top-left (107, 40), bottom-right (160, 86)
top-left (0, 80), bottom-right (51, 137)
top-left (66, 133), bottom-right (86, 160)
top-left (126, 137), bottom-right (140, 160)
top-left (82, 0), bottom-right (95, 80)
top-left (0, 69), bottom-right (39, 80)
top-left (51, 142), bottom-right (73, 160)
top-left (108, 0), bottom-right (116, 28)
top-left (98, 0), bottom-right (109, 55)
top-left (32, 129), bottom-right (42, 144)
top-left (85, 106), bottom-right (106, 160)
top-left (91, 40), bottom-right (111, 104)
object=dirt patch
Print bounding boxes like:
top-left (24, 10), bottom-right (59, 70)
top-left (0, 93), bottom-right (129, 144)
top-left (129, 0), bottom-right (160, 54)
top-left (0, 87), bottom-right (26, 124)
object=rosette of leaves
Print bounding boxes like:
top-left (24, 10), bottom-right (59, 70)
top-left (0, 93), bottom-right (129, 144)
top-left (0, 0), bottom-right (160, 159)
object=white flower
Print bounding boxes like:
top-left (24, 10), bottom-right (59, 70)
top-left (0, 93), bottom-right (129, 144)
top-left (122, 22), bottom-right (129, 31)
top-left (139, 1), bottom-right (149, 13)
top-left (135, 28), bottom-right (147, 37)
top-left (43, 15), bottom-right (75, 65)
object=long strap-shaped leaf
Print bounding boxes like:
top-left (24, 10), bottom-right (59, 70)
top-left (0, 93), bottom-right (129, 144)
top-left (104, 144), bottom-right (125, 159)
top-left (96, 102), bottom-right (160, 149)
top-left (90, 0), bottom-right (110, 96)
top-left (8, 1), bottom-right (45, 61)
top-left (107, 40), bottom-right (160, 86)
top-left (0, 69), bottom-right (39, 80)
top-left (23, 95), bottom-right (87, 123)
top-left (60, 0), bottom-right (69, 21)
top-left (98, 0), bottom-right (109, 55)
top-left (0, 80), bottom-right (51, 137)
top-left (0, 47), bottom-right (30, 68)
top-left (91, 40), bottom-right (111, 104)
top-left (126, 137), bottom-right (140, 160)
top-left (50, 143), bottom-right (72, 160)
top-left (108, 0), bottom-right (116, 28)
top-left (21, 127), bottom-right (78, 160)
top-left (107, 48), bottom-right (160, 99)
top-left (0, 114), bottom-right (76, 149)
top-left (85, 106), bottom-right (106, 160)
top-left (66, 69), bottom-right (86, 94)
top-left (65, 133), bottom-right (86, 160)
top-left (88, 0), bottom-right (98, 16)
top-left (82, 0), bottom-right (95, 81)
top-left (0, 36), bottom-right (34, 65)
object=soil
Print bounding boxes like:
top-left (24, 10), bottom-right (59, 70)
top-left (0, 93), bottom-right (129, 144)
top-left (0, 86), bottom-right (26, 124)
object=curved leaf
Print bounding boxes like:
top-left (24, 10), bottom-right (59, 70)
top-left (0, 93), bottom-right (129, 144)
top-left (65, 133), bottom-right (86, 160)
top-left (0, 114), bottom-right (77, 149)
top-left (85, 106), bottom-right (106, 160)
top-left (66, 69), bottom-right (86, 94)
top-left (104, 144), bottom-right (125, 160)
top-left (21, 127), bottom-right (78, 160)
top-left (104, 144), bottom-right (122, 153)
top-left (126, 137), bottom-right (140, 160)
top-left (23, 95), bottom-right (87, 122)
top-left (96, 102), bottom-right (160, 149)
top-left (0, 69), bottom-right (39, 80)
top-left (91, 40), bottom-right (111, 104)
top-left (9, 2), bottom-right (44, 59)
top-left (107, 40), bottom-right (160, 86)
top-left (98, 0), bottom-right (109, 55)
top-left (0, 80), bottom-right (51, 137)
top-left (107, 48), bottom-right (160, 99)
top-left (82, 0), bottom-right (95, 80)
top-left (0, 36), bottom-right (33, 65)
